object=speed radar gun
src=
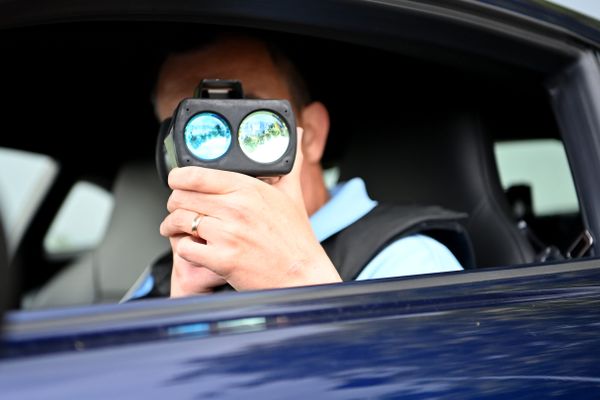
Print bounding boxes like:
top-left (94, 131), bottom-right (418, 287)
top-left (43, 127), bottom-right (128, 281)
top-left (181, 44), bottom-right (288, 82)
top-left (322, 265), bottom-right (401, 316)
top-left (156, 79), bottom-right (297, 185)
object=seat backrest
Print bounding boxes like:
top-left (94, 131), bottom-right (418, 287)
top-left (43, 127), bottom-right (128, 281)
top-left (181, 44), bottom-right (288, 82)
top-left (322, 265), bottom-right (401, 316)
top-left (338, 108), bottom-right (535, 268)
top-left (26, 161), bottom-right (171, 309)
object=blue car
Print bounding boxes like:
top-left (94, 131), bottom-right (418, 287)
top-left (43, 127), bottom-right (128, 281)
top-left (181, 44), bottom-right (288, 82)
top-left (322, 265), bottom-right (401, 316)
top-left (2, 0), bottom-right (600, 398)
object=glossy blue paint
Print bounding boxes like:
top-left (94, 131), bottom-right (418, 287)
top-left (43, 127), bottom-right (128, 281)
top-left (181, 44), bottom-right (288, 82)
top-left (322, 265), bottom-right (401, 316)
top-left (2, 264), bottom-right (600, 398)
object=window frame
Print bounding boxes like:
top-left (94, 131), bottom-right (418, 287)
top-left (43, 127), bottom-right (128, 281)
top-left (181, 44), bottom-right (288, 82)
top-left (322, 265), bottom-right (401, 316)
top-left (546, 51), bottom-right (600, 258)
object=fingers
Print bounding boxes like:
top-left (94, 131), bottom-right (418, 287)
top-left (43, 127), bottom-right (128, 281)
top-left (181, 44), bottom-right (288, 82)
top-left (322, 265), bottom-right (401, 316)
top-left (167, 189), bottom-right (226, 214)
top-left (160, 208), bottom-right (220, 239)
top-left (273, 127), bottom-right (305, 210)
top-left (168, 166), bottom-right (254, 194)
top-left (169, 236), bottom-right (228, 296)
top-left (289, 127), bottom-right (305, 179)
top-left (175, 235), bottom-right (226, 274)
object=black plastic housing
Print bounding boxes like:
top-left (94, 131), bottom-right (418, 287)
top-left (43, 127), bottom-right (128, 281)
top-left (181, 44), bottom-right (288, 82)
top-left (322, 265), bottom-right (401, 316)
top-left (157, 97), bottom-right (296, 185)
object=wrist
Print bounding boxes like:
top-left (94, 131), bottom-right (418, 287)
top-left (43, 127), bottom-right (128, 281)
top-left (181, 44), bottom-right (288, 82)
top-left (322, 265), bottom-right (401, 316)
top-left (286, 252), bottom-right (342, 287)
top-left (170, 282), bottom-right (214, 298)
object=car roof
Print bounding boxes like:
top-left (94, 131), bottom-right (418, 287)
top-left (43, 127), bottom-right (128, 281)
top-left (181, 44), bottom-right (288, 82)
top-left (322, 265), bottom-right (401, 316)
top-left (0, 0), bottom-right (599, 49)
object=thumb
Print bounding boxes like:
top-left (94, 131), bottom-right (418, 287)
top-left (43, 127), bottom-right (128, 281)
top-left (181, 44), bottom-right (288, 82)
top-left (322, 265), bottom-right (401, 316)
top-left (288, 126), bottom-right (304, 180)
top-left (273, 127), bottom-right (306, 211)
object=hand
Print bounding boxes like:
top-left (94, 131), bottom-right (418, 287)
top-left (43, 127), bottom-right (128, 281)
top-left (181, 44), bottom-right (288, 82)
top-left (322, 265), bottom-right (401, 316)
top-left (168, 235), bottom-right (228, 296)
top-left (160, 128), bottom-right (341, 296)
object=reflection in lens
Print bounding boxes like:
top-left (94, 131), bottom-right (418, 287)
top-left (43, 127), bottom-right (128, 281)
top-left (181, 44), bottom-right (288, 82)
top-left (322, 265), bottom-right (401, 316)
top-left (184, 113), bottom-right (231, 160)
top-left (239, 111), bottom-right (290, 163)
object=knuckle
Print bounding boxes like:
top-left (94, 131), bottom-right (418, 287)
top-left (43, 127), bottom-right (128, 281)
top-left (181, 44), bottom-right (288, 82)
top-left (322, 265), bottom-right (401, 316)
top-left (162, 219), bottom-right (175, 236)
top-left (186, 167), bottom-right (201, 185)
top-left (166, 191), bottom-right (179, 211)
top-left (227, 205), bottom-right (246, 222)
top-left (168, 190), bottom-right (187, 211)
top-left (219, 195), bottom-right (245, 219)
top-left (222, 225), bottom-right (240, 245)
top-left (176, 238), bottom-right (194, 260)
top-left (188, 167), bottom-right (210, 190)
top-left (170, 167), bottom-right (199, 190)
top-left (167, 169), bottom-right (178, 189)
top-left (173, 210), bottom-right (188, 231)
top-left (162, 213), bottom-right (179, 235)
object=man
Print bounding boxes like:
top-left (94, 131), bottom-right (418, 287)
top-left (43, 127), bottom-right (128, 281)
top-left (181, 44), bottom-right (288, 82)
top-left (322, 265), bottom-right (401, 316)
top-left (134, 33), bottom-right (465, 299)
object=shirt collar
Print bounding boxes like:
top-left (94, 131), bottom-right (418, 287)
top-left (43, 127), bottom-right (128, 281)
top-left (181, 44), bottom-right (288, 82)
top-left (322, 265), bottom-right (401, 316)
top-left (310, 177), bottom-right (378, 242)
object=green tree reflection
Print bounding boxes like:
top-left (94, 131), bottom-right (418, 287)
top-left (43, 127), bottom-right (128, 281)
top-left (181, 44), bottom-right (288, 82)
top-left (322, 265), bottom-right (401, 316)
top-left (242, 122), bottom-right (285, 152)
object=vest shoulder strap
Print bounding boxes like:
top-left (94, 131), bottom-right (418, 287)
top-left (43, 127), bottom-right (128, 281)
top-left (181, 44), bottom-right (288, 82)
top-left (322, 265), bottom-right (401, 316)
top-left (320, 204), bottom-right (474, 281)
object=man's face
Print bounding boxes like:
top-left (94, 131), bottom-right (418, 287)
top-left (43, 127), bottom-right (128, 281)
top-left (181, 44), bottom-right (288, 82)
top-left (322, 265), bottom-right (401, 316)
top-left (154, 36), bottom-right (329, 215)
top-left (155, 37), bottom-right (294, 122)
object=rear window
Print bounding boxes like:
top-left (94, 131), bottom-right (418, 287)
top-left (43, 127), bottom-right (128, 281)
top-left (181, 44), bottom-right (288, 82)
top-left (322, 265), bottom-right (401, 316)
top-left (43, 181), bottom-right (114, 258)
top-left (0, 147), bottom-right (58, 254)
top-left (494, 139), bottom-right (579, 217)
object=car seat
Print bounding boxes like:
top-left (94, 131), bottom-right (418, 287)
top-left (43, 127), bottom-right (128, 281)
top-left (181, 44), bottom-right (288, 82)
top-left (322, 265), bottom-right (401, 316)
top-left (25, 161), bottom-right (171, 309)
top-left (337, 108), bottom-right (535, 268)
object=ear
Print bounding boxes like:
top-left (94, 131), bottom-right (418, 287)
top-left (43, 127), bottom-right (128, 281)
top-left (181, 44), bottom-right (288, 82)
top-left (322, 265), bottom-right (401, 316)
top-left (299, 101), bottom-right (330, 164)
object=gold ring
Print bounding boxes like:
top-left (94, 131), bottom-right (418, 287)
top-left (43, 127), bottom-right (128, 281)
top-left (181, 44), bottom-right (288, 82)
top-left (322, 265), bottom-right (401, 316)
top-left (191, 214), bottom-right (204, 238)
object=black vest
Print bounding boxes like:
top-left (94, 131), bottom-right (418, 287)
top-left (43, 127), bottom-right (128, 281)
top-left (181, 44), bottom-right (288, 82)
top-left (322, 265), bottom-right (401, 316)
top-left (321, 204), bottom-right (474, 280)
top-left (139, 204), bottom-right (474, 298)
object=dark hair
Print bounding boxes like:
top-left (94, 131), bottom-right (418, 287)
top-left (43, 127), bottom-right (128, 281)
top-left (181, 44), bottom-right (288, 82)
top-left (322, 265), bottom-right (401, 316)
top-left (151, 29), bottom-right (312, 112)
top-left (264, 42), bottom-right (312, 110)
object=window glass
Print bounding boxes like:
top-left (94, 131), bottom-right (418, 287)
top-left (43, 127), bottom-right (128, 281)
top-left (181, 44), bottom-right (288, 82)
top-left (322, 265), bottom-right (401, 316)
top-left (323, 166), bottom-right (340, 190)
top-left (44, 181), bottom-right (114, 257)
top-left (494, 139), bottom-right (579, 216)
top-left (0, 147), bottom-right (58, 255)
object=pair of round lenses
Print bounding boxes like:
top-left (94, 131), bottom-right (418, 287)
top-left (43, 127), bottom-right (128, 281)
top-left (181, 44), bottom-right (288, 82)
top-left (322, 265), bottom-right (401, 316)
top-left (184, 111), bottom-right (290, 163)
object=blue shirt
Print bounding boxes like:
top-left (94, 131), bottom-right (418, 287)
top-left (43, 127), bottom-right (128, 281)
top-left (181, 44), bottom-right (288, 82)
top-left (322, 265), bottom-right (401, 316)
top-left (312, 178), bottom-right (462, 280)
top-left (125, 177), bottom-right (462, 300)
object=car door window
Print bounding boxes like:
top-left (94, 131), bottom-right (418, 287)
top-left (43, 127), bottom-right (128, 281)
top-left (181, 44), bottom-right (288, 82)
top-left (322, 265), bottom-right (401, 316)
top-left (494, 138), bottom-right (579, 217)
top-left (494, 138), bottom-right (583, 255)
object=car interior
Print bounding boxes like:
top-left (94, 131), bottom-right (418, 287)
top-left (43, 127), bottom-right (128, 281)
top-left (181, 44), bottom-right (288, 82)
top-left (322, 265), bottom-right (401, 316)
top-left (0, 20), bottom-right (586, 310)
